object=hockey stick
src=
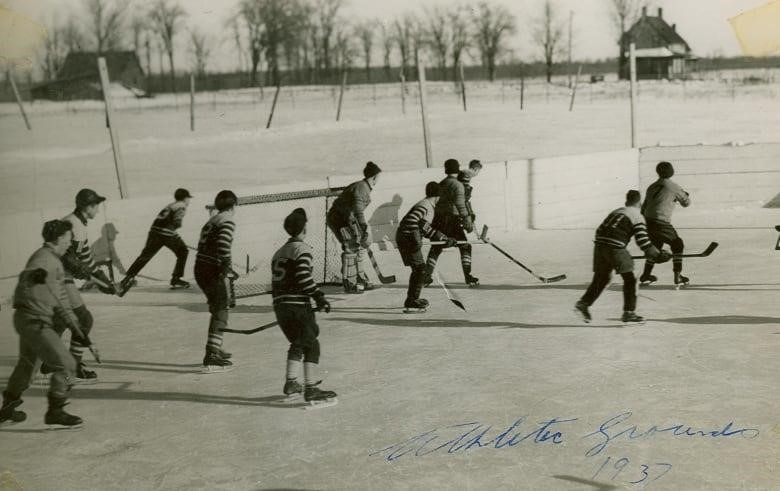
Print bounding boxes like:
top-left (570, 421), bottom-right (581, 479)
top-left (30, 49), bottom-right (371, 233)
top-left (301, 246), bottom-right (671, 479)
top-left (186, 245), bottom-right (257, 274)
top-left (479, 225), bottom-right (567, 283)
top-left (425, 240), bottom-right (489, 246)
top-left (434, 271), bottom-right (466, 311)
top-left (366, 247), bottom-right (396, 284)
top-left (33, 269), bottom-right (102, 363)
top-left (775, 226), bottom-right (780, 250)
top-left (630, 242), bottom-right (719, 259)
top-left (220, 320), bottom-right (278, 335)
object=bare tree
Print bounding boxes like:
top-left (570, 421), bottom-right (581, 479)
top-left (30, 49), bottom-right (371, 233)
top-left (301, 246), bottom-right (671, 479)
top-left (394, 14), bottom-right (414, 79)
top-left (334, 24), bottom-right (356, 72)
top-left (224, 12), bottom-right (247, 74)
top-left (239, 0), bottom-right (264, 85)
top-left (39, 15), bottom-right (67, 81)
top-left (471, 1), bottom-right (516, 82)
top-left (130, 14), bottom-right (147, 55)
top-left (379, 20), bottom-right (394, 80)
top-left (315, 0), bottom-right (343, 76)
top-left (533, 0), bottom-right (564, 83)
top-left (425, 5), bottom-right (450, 80)
top-left (149, 0), bottom-right (187, 92)
top-left (608, 0), bottom-right (648, 78)
top-left (449, 4), bottom-right (471, 81)
top-left (82, 0), bottom-right (127, 53)
top-left (189, 28), bottom-right (211, 78)
top-left (355, 19), bottom-right (377, 82)
top-left (62, 16), bottom-right (85, 53)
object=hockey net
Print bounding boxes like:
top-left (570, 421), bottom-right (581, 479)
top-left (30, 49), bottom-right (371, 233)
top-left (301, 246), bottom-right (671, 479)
top-left (207, 187), bottom-right (345, 298)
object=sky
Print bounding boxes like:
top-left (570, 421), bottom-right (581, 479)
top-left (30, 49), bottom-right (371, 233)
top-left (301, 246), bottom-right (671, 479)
top-left (4, 0), bottom-right (770, 73)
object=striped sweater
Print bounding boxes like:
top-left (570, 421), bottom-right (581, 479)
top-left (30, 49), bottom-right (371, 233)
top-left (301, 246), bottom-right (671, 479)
top-left (196, 211), bottom-right (235, 267)
top-left (150, 201), bottom-right (187, 237)
top-left (594, 206), bottom-right (653, 251)
top-left (271, 238), bottom-right (322, 305)
top-left (62, 211), bottom-right (96, 281)
top-left (398, 198), bottom-right (448, 241)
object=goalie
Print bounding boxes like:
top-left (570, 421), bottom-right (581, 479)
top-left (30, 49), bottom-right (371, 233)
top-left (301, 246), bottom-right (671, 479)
top-left (326, 161), bottom-right (382, 293)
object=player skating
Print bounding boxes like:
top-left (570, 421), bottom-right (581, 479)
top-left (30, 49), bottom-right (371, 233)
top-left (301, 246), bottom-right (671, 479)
top-left (326, 161), bottom-right (382, 293)
top-left (59, 189), bottom-right (116, 383)
top-left (640, 161), bottom-right (692, 288)
top-left (1, 220), bottom-right (85, 428)
top-left (272, 208), bottom-right (337, 407)
top-left (118, 188), bottom-right (193, 296)
top-left (457, 159), bottom-right (483, 285)
top-left (396, 182), bottom-right (457, 312)
top-left (194, 190), bottom-right (237, 372)
top-left (424, 159), bottom-right (476, 286)
top-left (575, 190), bottom-right (671, 324)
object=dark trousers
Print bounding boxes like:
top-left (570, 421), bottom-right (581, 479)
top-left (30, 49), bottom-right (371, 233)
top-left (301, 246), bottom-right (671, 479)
top-left (274, 303), bottom-right (320, 363)
top-left (580, 244), bottom-right (637, 312)
top-left (194, 261), bottom-right (230, 353)
top-left (425, 215), bottom-right (471, 279)
top-left (645, 219), bottom-right (684, 274)
top-left (126, 232), bottom-right (189, 280)
top-left (397, 231), bottom-right (426, 300)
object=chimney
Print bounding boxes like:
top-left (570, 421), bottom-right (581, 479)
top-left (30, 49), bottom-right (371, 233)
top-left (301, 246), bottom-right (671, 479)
top-left (642, 6), bottom-right (647, 17)
top-left (658, 7), bottom-right (663, 18)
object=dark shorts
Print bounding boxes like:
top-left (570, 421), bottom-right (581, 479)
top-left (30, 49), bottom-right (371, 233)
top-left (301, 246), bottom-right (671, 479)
top-left (396, 231), bottom-right (424, 267)
top-left (274, 303), bottom-right (319, 347)
top-left (646, 219), bottom-right (680, 246)
top-left (194, 261), bottom-right (230, 313)
top-left (432, 214), bottom-right (467, 242)
top-left (593, 243), bottom-right (634, 275)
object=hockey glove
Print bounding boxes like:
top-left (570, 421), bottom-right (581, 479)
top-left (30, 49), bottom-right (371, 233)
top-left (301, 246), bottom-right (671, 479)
top-left (91, 270), bottom-right (117, 295)
top-left (462, 215), bottom-right (474, 233)
top-left (655, 249), bottom-right (673, 264)
top-left (445, 237), bottom-right (458, 248)
top-left (313, 292), bottom-right (331, 313)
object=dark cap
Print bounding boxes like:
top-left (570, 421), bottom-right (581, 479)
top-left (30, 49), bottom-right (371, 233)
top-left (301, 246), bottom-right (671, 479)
top-left (625, 189), bottom-right (641, 205)
top-left (425, 181), bottom-right (440, 198)
top-left (75, 188), bottom-right (106, 208)
top-left (42, 219), bottom-right (73, 242)
top-left (363, 161), bottom-right (382, 179)
top-left (283, 208), bottom-right (308, 236)
top-left (656, 161), bottom-right (674, 179)
top-left (468, 159), bottom-right (482, 169)
top-left (214, 190), bottom-right (237, 211)
top-left (174, 188), bottom-right (193, 201)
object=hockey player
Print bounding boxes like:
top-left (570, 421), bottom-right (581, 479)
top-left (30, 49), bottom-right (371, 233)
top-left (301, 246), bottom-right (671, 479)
top-left (194, 190), bottom-right (237, 372)
top-left (326, 161), bottom-right (381, 293)
top-left (272, 208), bottom-right (337, 405)
top-left (60, 188), bottom-right (116, 383)
top-left (397, 182), bottom-right (458, 312)
top-left (640, 161), bottom-right (692, 287)
top-left (424, 159), bottom-right (475, 286)
top-left (118, 188), bottom-right (193, 296)
top-left (575, 190), bottom-right (672, 324)
top-left (457, 159), bottom-right (484, 284)
top-left (1, 220), bottom-right (84, 428)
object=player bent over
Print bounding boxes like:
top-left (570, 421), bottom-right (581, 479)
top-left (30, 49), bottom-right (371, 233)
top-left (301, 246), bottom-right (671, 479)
top-left (640, 161), bottom-right (691, 287)
top-left (118, 188), bottom-right (193, 296)
top-left (575, 190), bottom-right (671, 324)
top-left (272, 208), bottom-right (337, 405)
top-left (424, 159), bottom-right (475, 286)
top-left (396, 182), bottom-right (457, 312)
top-left (194, 190), bottom-right (237, 372)
top-left (326, 161), bottom-right (381, 293)
top-left (60, 189), bottom-right (116, 383)
top-left (1, 220), bottom-right (84, 428)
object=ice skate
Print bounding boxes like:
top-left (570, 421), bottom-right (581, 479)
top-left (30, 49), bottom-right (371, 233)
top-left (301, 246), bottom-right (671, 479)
top-left (358, 275), bottom-right (375, 292)
top-left (574, 301), bottom-right (592, 324)
top-left (639, 273), bottom-right (657, 286)
top-left (282, 379), bottom-right (304, 401)
top-left (303, 384), bottom-right (338, 409)
top-left (201, 351), bottom-right (234, 374)
top-left (674, 273), bottom-right (689, 290)
top-left (0, 392), bottom-right (26, 424)
top-left (342, 280), bottom-right (363, 294)
top-left (403, 297), bottom-right (429, 313)
top-left (45, 397), bottom-right (82, 429)
top-left (465, 274), bottom-right (480, 288)
top-left (621, 311), bottom-right (645, 325)
top-left (116, 275), bottom-right (135, 297)
top-left (216, 347), bottom-right (232, 360)
top-left (73, 363), bottom-right (98, 385)
top-left (169, 278), bottom-right (191, 290)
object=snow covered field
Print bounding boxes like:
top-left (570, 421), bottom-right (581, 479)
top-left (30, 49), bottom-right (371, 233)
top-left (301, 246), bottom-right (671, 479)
top-left (0, 79), bottom-right (778, 490)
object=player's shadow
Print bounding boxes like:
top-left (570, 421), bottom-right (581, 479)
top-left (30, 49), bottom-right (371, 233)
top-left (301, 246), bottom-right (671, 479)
top-left (653, 315), bottom-right (780, 325)
top-left (369, 194), bottom-right (402, 251)
top-left (329, 317), bottom-right (619, 329)
top-left (381, 283), bottom-right (588, 291)
top-left (552, 475), bottom-right (618, 491)
top-left (638, 282), bottom-right (780, 292)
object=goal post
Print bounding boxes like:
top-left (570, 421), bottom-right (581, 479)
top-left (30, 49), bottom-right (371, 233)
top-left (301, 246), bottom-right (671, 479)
top-left (206, 186), bottom-right (346, 298)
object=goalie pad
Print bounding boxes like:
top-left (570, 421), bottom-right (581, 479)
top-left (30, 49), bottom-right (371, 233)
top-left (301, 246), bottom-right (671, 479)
top-left (341, 252), bottom-right (358, 287)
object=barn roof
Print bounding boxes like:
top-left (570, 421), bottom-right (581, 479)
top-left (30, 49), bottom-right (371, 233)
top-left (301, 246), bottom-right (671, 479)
top-left (57, 51), bottom-right (143, 79)
top-left (622, 10), bottom-right (691, 55)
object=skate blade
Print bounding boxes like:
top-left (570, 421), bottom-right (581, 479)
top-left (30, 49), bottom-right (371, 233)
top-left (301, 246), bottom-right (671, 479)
top-left (573, 309), bottom-right (591, 324)
top-left (403, 308), bottom-right (427, 314)
top-left (47, 423), bottom-right (83, 431)
top-left (622, 320), bottom-right (646, 327)
top-left (675, 283), bottom-right (689, 290)
top-left (303, 398), bottom-right (338, 410)
top-left (169, 286), bottom-right (191, 290)
top-left (200, 365), bottom-right (235, 374)
top-left (72, 378), bottom-right (99, 385)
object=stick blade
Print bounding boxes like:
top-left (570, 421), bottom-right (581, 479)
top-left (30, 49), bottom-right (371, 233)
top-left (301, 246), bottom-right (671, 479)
top-left (378, 274), bottom-right (397, 284)
top-left (541, 274), bottom-right (567, 284)
top-left (700, 242), bottom-right (718, 257)
top-left (450, 299), bottom-right (467, 311)
top-left (775, 225), bottom-right (780, 232)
